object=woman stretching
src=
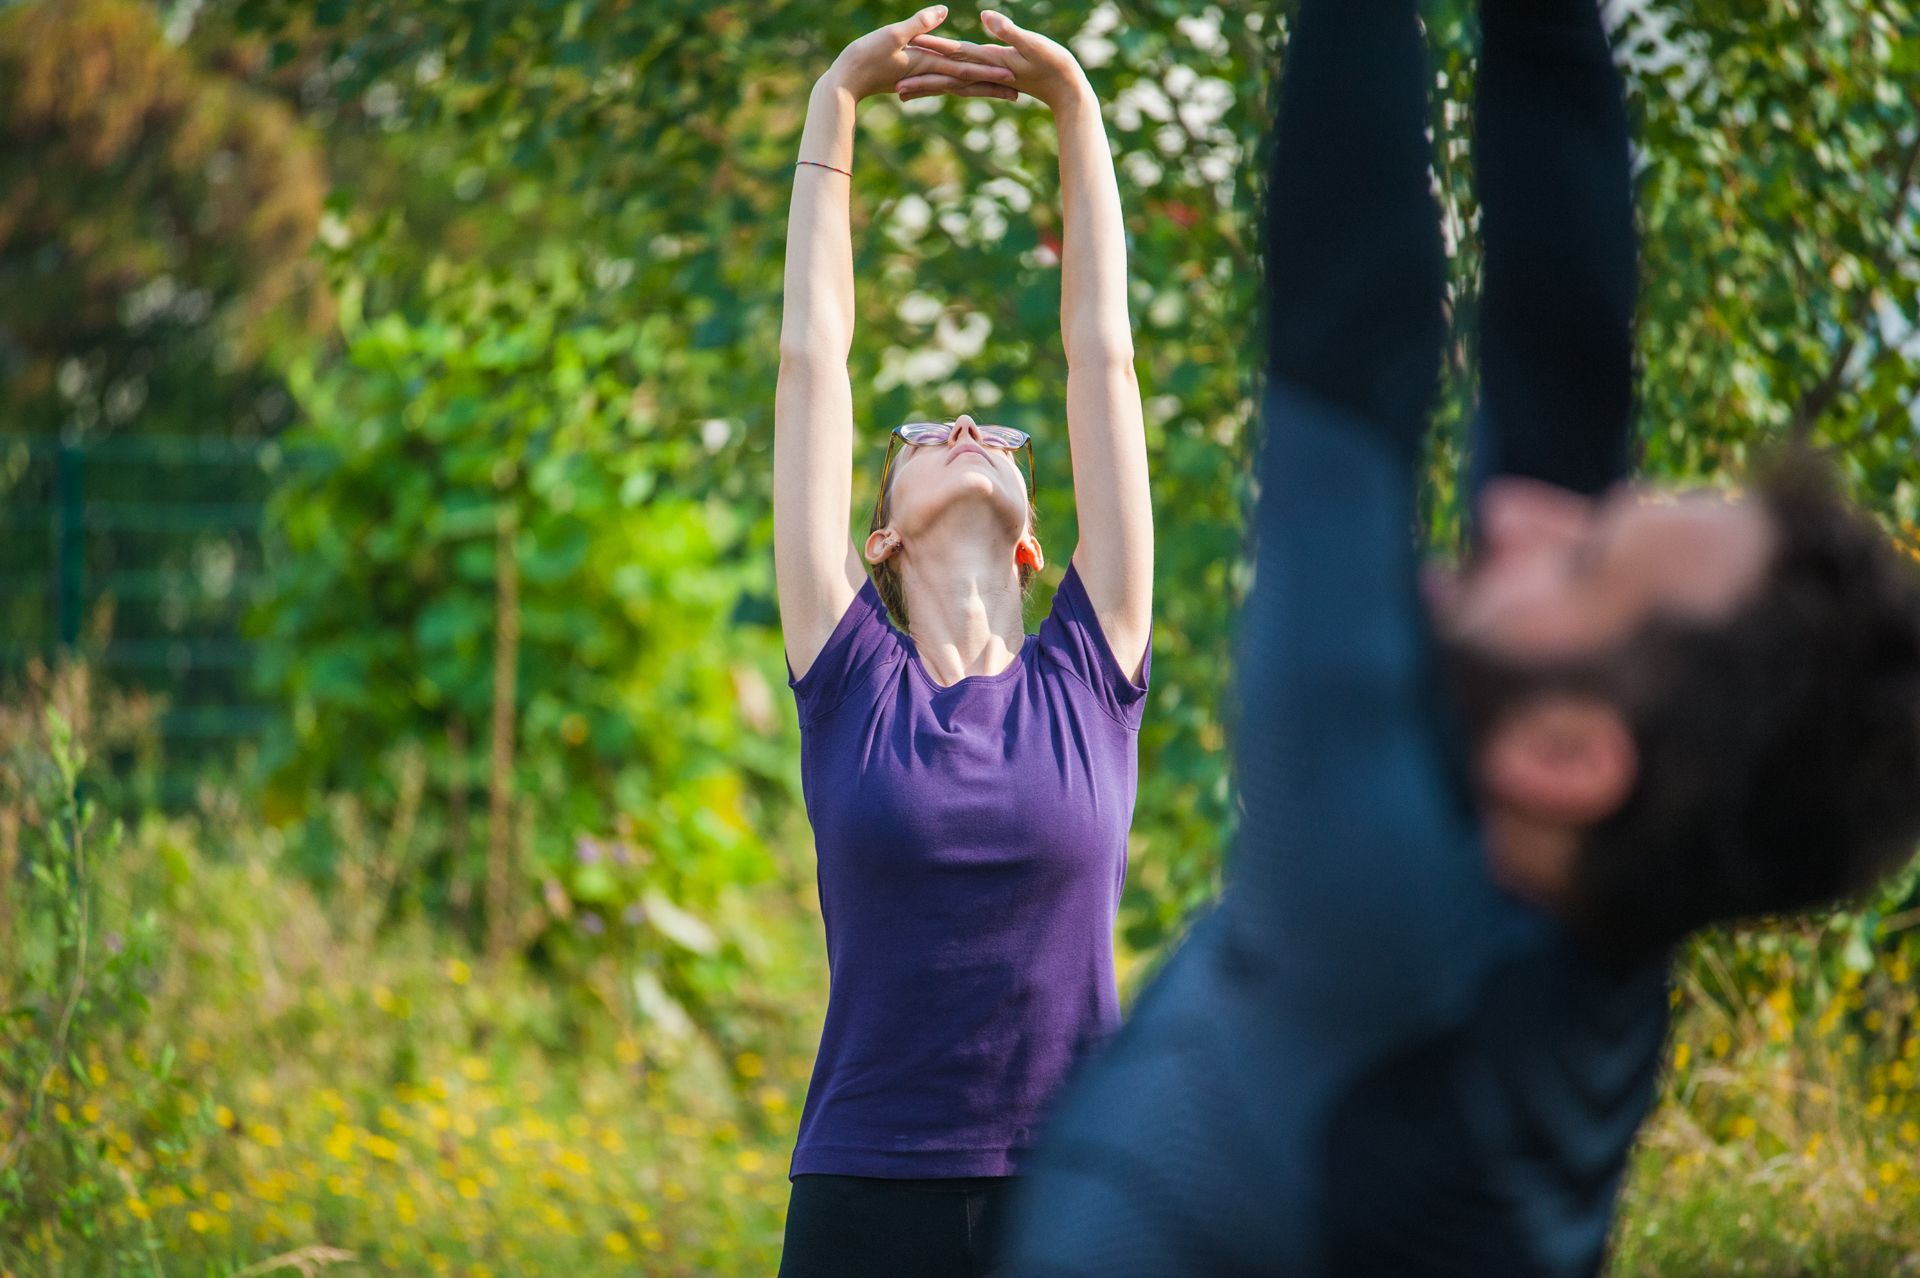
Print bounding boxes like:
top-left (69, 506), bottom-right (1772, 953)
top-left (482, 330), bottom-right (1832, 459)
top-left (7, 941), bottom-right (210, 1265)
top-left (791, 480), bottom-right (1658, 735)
top-left (773, 7), bottom-right (1154, 1275)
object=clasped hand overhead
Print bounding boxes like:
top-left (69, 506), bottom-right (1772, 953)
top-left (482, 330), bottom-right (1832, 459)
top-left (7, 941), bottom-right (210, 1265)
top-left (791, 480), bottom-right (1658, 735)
top-left (825, 6), bottom-right (1092, 111)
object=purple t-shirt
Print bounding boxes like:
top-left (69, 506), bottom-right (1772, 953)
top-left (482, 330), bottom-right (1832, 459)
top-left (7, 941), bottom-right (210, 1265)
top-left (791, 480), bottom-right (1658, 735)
top-left (784, 559), bottom-right (1151, 1178)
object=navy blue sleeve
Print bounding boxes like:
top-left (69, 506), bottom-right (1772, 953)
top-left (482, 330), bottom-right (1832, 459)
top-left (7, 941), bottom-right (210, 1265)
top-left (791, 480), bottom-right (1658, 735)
top-left (1262, 0), bottom-right (1445, 456)
top-left (1225, 0), bottom-right (1481, 1015)
top-left (1224, 385), bottom-right (1482, 1016)
top-left (1465, 0), bottom-right (1638, 512)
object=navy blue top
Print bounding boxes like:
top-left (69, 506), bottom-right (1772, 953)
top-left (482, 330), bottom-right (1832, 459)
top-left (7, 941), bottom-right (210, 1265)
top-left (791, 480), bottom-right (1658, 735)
top-left (996, 383), bottom-right (1668, 1276)
top-left (996, 0), bottom-right (1670, 1272)
top-left (785, 559), bottom-right (1150, 1177)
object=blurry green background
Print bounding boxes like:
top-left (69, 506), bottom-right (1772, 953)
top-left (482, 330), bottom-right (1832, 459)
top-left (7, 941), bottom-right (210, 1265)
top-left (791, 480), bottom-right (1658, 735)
top-left (2, 0), bottom-right (1918, 1273)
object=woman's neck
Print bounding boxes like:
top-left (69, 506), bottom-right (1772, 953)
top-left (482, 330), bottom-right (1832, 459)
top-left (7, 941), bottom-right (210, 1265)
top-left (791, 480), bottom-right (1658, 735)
top-left (899, 539), bottom-right (1027, 686)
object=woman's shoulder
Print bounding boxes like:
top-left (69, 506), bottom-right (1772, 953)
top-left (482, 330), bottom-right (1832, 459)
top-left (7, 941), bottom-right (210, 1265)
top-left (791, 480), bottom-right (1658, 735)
top-left (1033, 561), bottom-right (1152, 730)
top-left (786, 574), bottom-right (906, 726)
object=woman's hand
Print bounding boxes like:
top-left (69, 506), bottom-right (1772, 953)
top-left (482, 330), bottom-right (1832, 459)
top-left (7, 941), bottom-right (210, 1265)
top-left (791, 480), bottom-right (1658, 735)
top-left (824, 6), bottom-right (1017, 103)
top-left (900, 9), bottom-right (1092, 112)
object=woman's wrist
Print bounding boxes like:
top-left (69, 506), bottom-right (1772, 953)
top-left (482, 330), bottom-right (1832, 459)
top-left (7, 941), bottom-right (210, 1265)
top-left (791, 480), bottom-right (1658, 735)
top-left (1044, 73), bottom-right (1098, 119)
top-left (798, 74), bottom-right (859, 174)
top-left (813, 69), bottom-right (861, 108)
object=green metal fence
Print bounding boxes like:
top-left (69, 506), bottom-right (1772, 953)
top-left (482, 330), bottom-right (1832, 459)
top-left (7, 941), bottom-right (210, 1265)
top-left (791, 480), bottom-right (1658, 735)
top-left (0, 431), bottom-right (318, 804)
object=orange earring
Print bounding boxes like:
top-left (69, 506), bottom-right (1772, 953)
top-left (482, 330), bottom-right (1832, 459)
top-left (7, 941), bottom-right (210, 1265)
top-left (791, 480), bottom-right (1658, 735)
top-left (1016, 544), bottom-right (1040, 569)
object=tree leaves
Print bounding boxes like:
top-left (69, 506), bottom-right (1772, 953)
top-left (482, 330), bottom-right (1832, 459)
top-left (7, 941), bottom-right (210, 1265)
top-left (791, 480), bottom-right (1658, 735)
top-left (201, 0), bottom-right (1920, 964)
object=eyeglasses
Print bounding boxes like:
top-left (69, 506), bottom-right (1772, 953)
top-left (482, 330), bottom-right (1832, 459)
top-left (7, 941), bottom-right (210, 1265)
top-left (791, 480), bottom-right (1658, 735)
top-left (894, 421), bottom-right (1031, 450)
top-left (871, 421), bottom-right (1035, 527)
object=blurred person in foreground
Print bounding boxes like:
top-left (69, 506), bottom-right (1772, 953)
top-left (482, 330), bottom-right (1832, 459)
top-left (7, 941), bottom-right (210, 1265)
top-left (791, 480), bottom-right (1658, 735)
top-left (987, 0), bottom-right (1920, 1273)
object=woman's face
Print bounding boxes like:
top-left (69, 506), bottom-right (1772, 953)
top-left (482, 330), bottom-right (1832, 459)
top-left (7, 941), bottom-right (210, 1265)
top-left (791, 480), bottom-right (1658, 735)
top-left (881, 414), bottom-right (1032, 546)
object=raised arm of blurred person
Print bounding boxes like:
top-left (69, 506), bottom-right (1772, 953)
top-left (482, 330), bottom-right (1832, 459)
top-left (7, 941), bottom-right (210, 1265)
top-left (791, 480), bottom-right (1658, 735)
top-left (1464, 0), bottom-right (1638, 514)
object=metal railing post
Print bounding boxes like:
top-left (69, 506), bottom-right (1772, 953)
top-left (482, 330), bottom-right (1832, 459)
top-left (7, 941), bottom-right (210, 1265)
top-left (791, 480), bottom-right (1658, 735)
top-left (53, 437), bottom-right (84, 650)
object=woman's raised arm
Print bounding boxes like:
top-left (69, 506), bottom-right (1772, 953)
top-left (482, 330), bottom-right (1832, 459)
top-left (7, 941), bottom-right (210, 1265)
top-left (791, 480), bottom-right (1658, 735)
top-left (906, 11), bottom-right (1153, 681)
top-left (1046, 22), bottom-right (1152, 684)
top-left (775, 7), bottom-right (1016, 679)
top-left (773, 71), bottom-right (863, 683)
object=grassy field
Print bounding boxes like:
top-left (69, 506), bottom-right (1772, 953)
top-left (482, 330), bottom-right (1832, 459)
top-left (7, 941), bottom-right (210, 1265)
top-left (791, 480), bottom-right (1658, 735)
top-left (5, 680), bottom-right (1920, 1276)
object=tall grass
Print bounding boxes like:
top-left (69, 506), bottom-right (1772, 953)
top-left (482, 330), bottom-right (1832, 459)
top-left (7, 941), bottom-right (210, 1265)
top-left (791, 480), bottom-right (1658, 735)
top-left (3, 655), bottom-right (1918, 1275)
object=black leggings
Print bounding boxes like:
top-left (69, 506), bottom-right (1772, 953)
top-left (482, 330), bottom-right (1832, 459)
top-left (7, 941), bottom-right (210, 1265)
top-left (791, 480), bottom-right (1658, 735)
top-left (777, 1173), bottom-right (1015, 1278)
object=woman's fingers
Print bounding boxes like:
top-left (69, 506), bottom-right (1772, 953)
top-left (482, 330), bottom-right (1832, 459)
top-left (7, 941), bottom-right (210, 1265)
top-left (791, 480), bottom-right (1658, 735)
top-left (897, 74), bottom-right (1019, 101)
top-left (979, 9), bottom-right (1034, 50)
top-left (904, 48), bottom-right (1015, 82)
top-left (908, 33), bottom-right (1016, 66)
top-left (889, 4), bottom-right (949, 42)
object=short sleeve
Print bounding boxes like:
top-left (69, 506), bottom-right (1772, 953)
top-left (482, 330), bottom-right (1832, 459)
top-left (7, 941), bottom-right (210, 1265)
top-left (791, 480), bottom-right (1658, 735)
top-left (1036, 560), bottom-right (1152, 729)
top-left (785, 575), bottom-right (904, 727)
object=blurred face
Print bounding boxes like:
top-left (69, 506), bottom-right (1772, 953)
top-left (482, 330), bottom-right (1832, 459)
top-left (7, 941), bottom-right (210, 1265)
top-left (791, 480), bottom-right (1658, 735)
top-left (1429, 478), bottom-right (1777, 663)
top-left (882, 414), bottom-right (1032, 544)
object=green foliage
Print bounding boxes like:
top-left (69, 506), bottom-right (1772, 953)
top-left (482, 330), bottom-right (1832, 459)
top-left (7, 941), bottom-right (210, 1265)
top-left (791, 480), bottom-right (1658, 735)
top-left (0, 0), bottom-right (329, 786)
top-left (253, 247), bottom-right (795, 998)
top-left (0, 0), bottom-right (327, 376)
top-left (0, 676), bottom-right (822, 1273)
top-left (6, 0), bottom-right (1920, 1269)
top-left (218, 0), bottom-right (1920, 961)
top-left (11, 0), bottom-right (1917, 1110)
top-left (216, 0), bottom-right (1284, 955)
top-left (1631, 0), bottom-right (1920, 500)
top-left (0, 698), bottom-right (215, 1273)
top-left (2, 714), bottom-right (1918, 1272)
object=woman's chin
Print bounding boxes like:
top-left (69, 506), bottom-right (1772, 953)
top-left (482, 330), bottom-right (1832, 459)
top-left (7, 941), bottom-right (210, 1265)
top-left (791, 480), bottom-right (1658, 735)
top-left (903, 491), bottom-right (1028, 543)
top-left (921, 476), bottom-right (1010, 511)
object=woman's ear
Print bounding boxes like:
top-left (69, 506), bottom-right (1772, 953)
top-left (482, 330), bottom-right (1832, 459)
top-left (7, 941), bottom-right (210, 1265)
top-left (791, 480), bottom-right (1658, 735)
top-left (864, 527), bottom-right (902, 565)
top-left (1016, 536), bottom-right (1045, 571)
top-left (1479, 694), bottom-right (1637, 827)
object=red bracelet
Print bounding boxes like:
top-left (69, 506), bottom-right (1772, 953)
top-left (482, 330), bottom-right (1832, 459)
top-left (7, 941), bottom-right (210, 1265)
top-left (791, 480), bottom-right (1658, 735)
top-left (796, 159), bottom-right (852, 178)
